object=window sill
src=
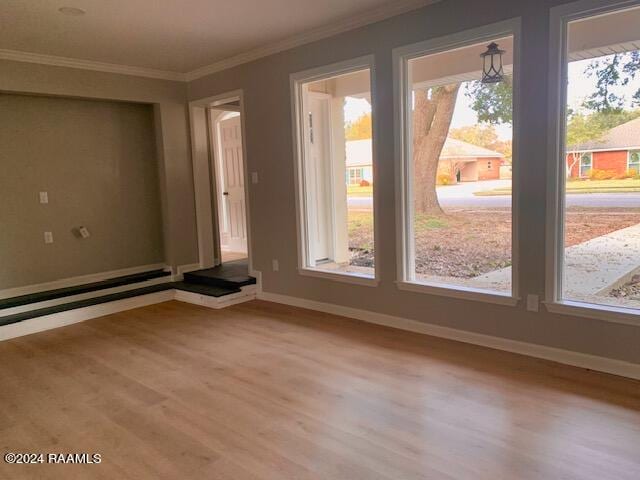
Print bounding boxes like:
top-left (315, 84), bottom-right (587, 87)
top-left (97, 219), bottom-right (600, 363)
top-left (397, 281), bottom-right (519, 306)
top-left (545, 300), bottom-right (640, 327)
top-left (298, 268), bottom-right (379, 287)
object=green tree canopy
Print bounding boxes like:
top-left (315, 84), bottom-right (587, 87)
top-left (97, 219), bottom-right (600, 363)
top-left (583, 52), bottom-right (640, 112)
top-left (464, 75), bottom-right (513, 125)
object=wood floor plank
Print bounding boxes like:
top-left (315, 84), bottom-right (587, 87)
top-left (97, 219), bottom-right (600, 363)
top-left (0, 299), bottom-right (639, 479)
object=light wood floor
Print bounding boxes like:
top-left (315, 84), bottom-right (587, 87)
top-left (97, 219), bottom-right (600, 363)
top-left (1, 300), bottom-right (639, 480)
top-left (221, 250), bottom-right (248, 263)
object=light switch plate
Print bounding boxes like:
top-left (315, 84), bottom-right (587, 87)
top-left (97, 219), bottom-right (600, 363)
top-left (44, 231), bottom-right (53, 244)
top-left (272, 259), bottom-right (279, 272)
top-left (251, 172), bottom-right (259, 184)
top-left (39, 192), bottom-right (49, 204)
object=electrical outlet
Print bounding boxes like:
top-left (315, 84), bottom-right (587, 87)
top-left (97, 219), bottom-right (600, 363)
top-left (39, 192), bottom-right (49, 204)
top-left (272, 259), bottom-right (279, 272)
top-left (44, 231), bottom-right (54, 244)
top-left (526, 294), bottom-right (539, 312)
top-left (251, 172), bottom-right (259, 184)
top-left (78, 226), bottom-right (91, 238)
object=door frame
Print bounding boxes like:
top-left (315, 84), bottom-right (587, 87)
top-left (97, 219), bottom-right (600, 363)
top-left (303, 90), bottom-right (336, 266)
top-left (188, 89), bottom-right (254, 276)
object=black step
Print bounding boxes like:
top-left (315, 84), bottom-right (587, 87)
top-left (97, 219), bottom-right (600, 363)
top-left (0, 269), bottom-right (171, 311)
top-left (0, 284), bottom-right (174, 327)
top-left (183, 260), bottom-right (256, 289)
top-left (172, 282), bottom-right (241, 297)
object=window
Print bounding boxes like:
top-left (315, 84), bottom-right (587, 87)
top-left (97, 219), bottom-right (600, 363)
top-left (550, 4), bottom-right (640, 315)
top-left (347, 167), bottom-right (364, 185)
top-left (292, 58), bottom-right (376, 283)
top-left (629, 150), bottom-right (640, 173)
top-left (396, 28), bottom-right (517, 302)
top-left (579, 152), bottom-right (592, 177)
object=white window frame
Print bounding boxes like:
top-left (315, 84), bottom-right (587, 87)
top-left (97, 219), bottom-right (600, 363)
top-left (393, 20), bottom-right (521, 306)
top-left (348, 167), bottom-right (364, 185)
top-left (290, 55), bottom-right (379, 287)
top-left (628, 150), bottom-right (640, 172)
top-left (546, 0), bottom-right (640, 326)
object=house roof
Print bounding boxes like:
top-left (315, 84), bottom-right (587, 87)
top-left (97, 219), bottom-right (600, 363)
top-left (439, 138), bottom-right (505, 159)
top-left (572, 116), bottom-right (640, 151)
top-left (345, 137), bottom-right (503, 168)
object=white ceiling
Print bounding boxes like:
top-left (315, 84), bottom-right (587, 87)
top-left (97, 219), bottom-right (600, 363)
top-left (1, 0), bottom-right (433, 76)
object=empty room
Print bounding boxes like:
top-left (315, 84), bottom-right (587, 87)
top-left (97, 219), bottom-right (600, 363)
top-left (2, 0), bottom-right (640, 478)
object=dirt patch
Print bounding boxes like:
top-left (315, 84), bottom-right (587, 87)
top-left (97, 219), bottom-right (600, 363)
top-left (610, 275), bottom-right (640, 299)
top-left (347, 207), bottom-right (640, 278)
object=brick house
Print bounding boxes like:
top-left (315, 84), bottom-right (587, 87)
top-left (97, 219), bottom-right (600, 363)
top-left (437, 138), bottom-right (505, 183)
top-left (345, 137), bottom-right (505, 185)
top-left (567, 117), bottom-right (640, 178)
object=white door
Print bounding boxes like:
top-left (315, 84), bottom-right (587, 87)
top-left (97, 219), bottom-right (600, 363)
top-left (304, 93), bottom-right (333, 264)
top-left (219, 115), bottom-right (247, 253)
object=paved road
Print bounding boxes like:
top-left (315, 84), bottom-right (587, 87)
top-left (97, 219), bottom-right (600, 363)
top-left (347, 180), bottom-right (640, 209)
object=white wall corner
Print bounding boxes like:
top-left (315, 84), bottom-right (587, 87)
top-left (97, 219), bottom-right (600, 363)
top-left (173, 263), bottom-right (202, 281)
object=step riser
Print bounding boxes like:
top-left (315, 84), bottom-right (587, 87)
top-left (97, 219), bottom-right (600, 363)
top-left (0, 277), bottom-right (173, 318)
top-left (0, 287), bottom-right (257, 342)
top-left (0, 269), bottom-right (171, 310)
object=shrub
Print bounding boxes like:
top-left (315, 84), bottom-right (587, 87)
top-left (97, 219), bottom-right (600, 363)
top-left (437, 173), bottom-right (453, 185)
top-left (359, 179), bottom-right (370, 187)
top-left (588, 169), bottom-right (616, 180)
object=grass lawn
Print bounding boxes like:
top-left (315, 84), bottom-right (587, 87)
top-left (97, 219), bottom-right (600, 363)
top-left (347, 185), bottom-right (373, 197)
top-left (475, 178), bottom-right (640, 196)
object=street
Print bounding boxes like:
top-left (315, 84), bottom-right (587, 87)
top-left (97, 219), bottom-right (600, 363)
top-left (347, 180), bottom-right (640, 209)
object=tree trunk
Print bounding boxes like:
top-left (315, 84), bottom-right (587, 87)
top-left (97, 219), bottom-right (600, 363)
top-left (413, 84), bottom-right (460, 214)
top-left (566, 151), bottom-right (581, 178)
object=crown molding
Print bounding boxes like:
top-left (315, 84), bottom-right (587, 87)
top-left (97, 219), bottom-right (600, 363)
top-left (0, 48), bottom-right (187, 82)
top-left (185, 0), bottom-right (437, 81)
top-left (0, 0), bottom-right (438, 83)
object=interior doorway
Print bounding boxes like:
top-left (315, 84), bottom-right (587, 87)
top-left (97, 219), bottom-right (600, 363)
top-left (210, 108), bottom-right (248, 264)
top-left (188, 90), bottom-right (253, 275)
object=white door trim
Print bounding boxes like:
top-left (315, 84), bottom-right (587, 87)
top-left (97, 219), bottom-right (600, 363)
top-left (188, 90), bottom-right (255, 277)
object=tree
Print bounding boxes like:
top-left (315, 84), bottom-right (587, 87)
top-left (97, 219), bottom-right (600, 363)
top-left (412, 77), bottom-right (511, 214)
top-left (413, 84), bottom-right (460, 213)
top-left (345, 113), bottom-right (372, 140)
top-left (583, 52), bottom-right (640, 112)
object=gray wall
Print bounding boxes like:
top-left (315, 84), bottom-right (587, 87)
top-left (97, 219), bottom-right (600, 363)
top-left (0, 93), bottom-right (164, 288)
top-left (188, 0), bottom-right (640, 365)
top-left (0, 60), bottom-right (199, 278)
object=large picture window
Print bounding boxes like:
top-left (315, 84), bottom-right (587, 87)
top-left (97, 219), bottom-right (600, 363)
top-left (397, 29), bottom-right (516, 301)
top-left (555, 5), bottom-right (640, 313)
top-left (292, 59), bottom-right (376, 283)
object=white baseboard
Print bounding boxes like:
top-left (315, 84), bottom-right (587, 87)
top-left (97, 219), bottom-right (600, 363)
top-left (0, 263), bottom-right (168, 300)
top-left (257, 291), bottom-right (640, 381)
top-left (0, 290), bottom-right (175, 342)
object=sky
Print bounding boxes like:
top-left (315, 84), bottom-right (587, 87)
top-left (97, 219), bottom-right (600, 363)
top-left (343, 52), bottom-right (640, 142)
